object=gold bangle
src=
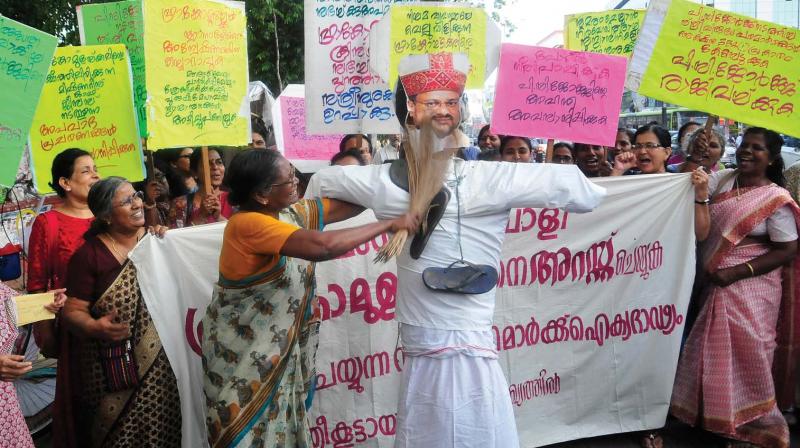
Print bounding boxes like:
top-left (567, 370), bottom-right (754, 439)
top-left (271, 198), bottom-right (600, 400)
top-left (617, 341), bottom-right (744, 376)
top-left (744, 262), bottom-right (755, 277)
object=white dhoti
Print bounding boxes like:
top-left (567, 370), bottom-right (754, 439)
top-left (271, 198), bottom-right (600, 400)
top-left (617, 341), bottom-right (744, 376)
top-left (394, 325), bottom-right (519, 448)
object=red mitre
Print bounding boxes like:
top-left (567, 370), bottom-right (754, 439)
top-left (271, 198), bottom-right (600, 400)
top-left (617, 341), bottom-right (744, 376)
top-left (398, 53), bottom-right (469, 97)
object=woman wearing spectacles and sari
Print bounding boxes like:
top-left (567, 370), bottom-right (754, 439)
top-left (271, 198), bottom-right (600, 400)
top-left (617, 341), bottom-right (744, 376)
top-left (167, 147), bottom-right (233, 228)
top-left (62, 177), bottom-right (180, 447)
top-left (202, 149), bottom-right (419, 448)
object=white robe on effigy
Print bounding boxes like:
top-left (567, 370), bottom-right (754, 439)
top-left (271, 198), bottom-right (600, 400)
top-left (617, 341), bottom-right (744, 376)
top-left (307, 159), bottom-right (606, 447)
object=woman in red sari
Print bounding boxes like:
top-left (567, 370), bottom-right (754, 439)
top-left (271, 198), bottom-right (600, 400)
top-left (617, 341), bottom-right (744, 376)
top-left (670, 127), bottom-right (800, 448)
top-left (27, 148), bottom-right (99, 448)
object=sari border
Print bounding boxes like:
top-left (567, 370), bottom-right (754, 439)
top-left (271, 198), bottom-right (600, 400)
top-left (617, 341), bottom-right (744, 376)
top-left (214, 266), bottom-right (316, 448)
top-left (217, 256), bottom-right (287, 289)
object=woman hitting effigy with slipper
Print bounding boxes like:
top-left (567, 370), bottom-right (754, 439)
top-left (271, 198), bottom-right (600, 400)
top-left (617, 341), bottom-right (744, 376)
top-left (201, 149), bottom-right (419, 448)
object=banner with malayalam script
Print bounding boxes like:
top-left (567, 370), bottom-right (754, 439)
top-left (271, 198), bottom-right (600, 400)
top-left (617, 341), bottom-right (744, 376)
top-left (491, 44), bottom-right (627, 147)
top-left (303, 0), bottom-right (408, 135)
top-left (0, 16), bottom-right (57, 189)
top-left (142, 0), bottom-right (250, 149)
top-left (132, 173), bottom-right (695, 448)
top-left (78, 0), bottom-right (147, 138)
top-left (627, 0), bottom-right (800, 137)
top-left (273, 85), bottom-right (344, 172)
top-left (565, 9), bottom-right (644, 56)
top-left (29, 45), bottom-right (145, 194)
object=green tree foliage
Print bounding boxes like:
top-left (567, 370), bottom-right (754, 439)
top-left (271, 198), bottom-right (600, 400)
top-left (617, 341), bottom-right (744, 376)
top-left (1, 0), bottom-right (86, 45)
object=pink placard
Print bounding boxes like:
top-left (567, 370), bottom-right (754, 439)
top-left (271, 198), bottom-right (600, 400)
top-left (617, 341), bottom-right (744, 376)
top-left (491, 43), bottom-right (627, 147)
top-left (281, 95), bottom-right (343, 161)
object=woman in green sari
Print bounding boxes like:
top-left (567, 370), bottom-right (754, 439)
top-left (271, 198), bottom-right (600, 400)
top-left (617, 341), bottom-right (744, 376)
top-left (202, 149), bottom-right (418, 447)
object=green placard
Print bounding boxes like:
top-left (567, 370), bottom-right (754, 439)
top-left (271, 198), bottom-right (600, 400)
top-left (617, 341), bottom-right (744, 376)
top-left (0, 15), bottom-right (57, 189)
top-left (78, 1), bottom-right (147, 138)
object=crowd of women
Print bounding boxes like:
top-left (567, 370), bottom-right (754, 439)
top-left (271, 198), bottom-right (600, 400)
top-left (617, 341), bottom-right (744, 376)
top-left (0, 117), bottom-right (798, 448)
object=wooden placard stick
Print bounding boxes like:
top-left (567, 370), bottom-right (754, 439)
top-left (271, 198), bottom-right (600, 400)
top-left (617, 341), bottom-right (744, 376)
top-left (704, 114), bottom-right (717, 138)
top-left (200, 146), bottom-right (212, 198)
top-left (545, 138), bottom-right (555, 163)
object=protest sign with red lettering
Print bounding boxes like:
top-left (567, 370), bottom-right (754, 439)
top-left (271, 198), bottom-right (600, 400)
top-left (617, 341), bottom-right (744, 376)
top-left (627, 0), bottom-right (800, 137)
top-left (273, 84), bottom-right (344, 172)
top-left (133, 173), bottom-right (695, 447)
top-left (304, 0), bottom-right (409, 135)
top-left (491, 43), bottom-right (627, 147)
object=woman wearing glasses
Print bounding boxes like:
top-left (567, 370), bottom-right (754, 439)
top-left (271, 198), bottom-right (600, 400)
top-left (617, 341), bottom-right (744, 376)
top-left (202, 150), bottom-right (419, 447)
top-left (61, 177), bottom-right (180, 447)
top-left (167, 147), bottom-right (233, 228)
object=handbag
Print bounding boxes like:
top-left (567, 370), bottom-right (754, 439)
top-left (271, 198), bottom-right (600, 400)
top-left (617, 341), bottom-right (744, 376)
top-left (98, 297), bottom-right (140, 392)
top-left (99, 338), bottom-right (139, 392)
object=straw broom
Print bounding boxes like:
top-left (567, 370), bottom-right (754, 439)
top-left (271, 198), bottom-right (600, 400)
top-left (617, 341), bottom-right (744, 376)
top-left (374, 120), bottom-right (453, 263)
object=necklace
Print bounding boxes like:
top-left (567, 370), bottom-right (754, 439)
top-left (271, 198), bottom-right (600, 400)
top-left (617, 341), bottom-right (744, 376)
top-left (734, 175), bottom-right (741, 201)
top-left (106, 230), bottom-right (144, 260)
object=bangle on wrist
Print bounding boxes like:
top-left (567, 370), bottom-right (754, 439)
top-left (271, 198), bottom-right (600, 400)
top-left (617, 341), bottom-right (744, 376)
top-left (694, 198), bottom-right (710, 205)
top-left (744, 262), bottom-right (755, 277)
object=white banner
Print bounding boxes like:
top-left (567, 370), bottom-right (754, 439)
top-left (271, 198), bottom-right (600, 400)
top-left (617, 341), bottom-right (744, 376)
top-left (131, 173), bottom-right (695, 448)
top-left (303, 0), bottom-right (406, 135)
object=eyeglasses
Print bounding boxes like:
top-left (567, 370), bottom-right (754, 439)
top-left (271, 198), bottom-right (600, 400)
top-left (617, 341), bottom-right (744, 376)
top-left (416, 100), bottom-right (460, 111)
top-left (271, 177), bottom-right (298, 188)
top-left (178, 154), bottom-right (192, 159)
top-left (632, 143), bottom-right (663, 151)
top-left (552, 156), bottom-right (573, 164)
top-left (116, 191), bottom-right (144, 208)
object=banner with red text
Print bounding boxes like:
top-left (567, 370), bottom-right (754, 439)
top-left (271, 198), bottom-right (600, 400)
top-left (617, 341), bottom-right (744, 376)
top-left (492, 44), bottom-right (627, 147)
top-left (273, 84), bottom-right (344, 172)
top-left (303, 0), bottom-right (408, 135)
top-left (132, 173), bottom-right (695, 448)
top-left (626, 0), bottom-right (799, 137)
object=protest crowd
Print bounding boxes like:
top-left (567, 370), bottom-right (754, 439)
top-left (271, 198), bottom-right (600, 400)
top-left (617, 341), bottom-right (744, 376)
top-left (1, 1), bottom-right (799, 448)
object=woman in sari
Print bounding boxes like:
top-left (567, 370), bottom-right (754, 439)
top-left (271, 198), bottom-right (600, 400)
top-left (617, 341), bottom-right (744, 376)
top-left (27, 148), bottom-right (99, 447)
top-left (670, 127), bottom-right (800, 448)
top-left (62, 177), bottom-right (181, 447)
top-left (168, 147), bottom-right (233, 228)
top-left (202, 150), bottom-right (419, 447)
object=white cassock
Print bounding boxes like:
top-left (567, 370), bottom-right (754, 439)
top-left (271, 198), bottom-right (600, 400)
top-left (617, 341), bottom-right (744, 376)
top-left (307, 159), bottom-right (606, 448)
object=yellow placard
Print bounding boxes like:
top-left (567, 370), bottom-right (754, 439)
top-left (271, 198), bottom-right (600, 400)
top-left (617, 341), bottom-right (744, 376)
top-left (389, 5), bottom-right (486, 90)
top-left (29, 45), bottom-right (145, 193)
top-left (637, 0), bottom-right (800, 137)
top-left (142, 0), bottom-right (250, 149)
top-left (13, 293), bottom-right (55, 326)
top-left (565, 10), bottom-right (644, 56)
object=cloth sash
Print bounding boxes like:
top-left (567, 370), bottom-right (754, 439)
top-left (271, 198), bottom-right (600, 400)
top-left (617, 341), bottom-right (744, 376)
top-left (702, 182), bottom-right (800, 409)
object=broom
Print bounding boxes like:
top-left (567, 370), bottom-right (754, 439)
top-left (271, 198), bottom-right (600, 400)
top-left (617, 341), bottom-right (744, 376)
top-left (374, 120), bottom-right (454, 263)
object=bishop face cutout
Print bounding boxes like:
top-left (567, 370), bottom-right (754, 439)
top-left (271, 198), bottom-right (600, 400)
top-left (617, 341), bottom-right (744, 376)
top-left (406, 89), bottom-right (462, 138)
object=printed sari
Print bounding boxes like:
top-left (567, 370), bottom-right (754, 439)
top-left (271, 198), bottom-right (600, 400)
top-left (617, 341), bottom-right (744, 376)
top-left (75, 262), bottom-right (181, 447)
top-left (0, 283), bottom-right (34, 448)
top-left (202, 200), bottom-right (323, 448)
top-left (671, 182), bottom-right (800, 448)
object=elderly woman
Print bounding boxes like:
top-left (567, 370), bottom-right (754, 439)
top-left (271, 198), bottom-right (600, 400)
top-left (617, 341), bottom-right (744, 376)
top-left (27, 148), bottom-right (99, 448)
top-left (499, 136), bottom-right (533, 163)
top-left (668, 126), bottom-right (725, 174)
top-left (168, 147), bottom-right (232, 228)
top-left (62, 177), bottom-right (180, 447)
top-left (669, 127), bottom-right (800, 448)
top-left (202, 150), bottom-right (418, 447)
